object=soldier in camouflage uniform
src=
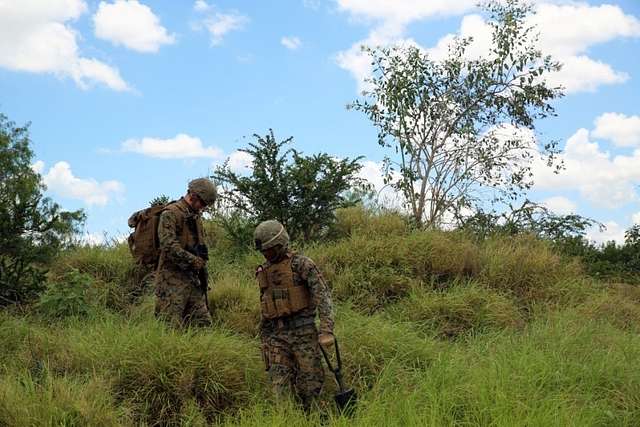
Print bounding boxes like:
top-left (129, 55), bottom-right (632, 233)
top-left (254, 220), bottom-right (335, 410)
top-left (155, 178), bottom-right (217, 328)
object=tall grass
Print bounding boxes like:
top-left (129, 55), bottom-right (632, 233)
top-left (2, 208), bottom-right (638, 425)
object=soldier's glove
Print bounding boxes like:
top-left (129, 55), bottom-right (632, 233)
top-left (193, 256), bottom-right (206, 270)
top-left (318, 332), bottom-right (335, 348)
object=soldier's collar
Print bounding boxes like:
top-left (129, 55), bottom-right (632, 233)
top-left (178, 197), bottom-right (198, 215)
top-left (264, 251), bottom-right (293, 267)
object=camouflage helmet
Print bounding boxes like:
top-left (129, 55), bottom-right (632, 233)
top-left (188, 178), bottom-right (217, 206)
top-left (254, 220), bottom-right (289, 251)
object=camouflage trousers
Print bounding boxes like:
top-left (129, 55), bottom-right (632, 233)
top-left (130, 264), bottom-right (156, 300)
top-left (154, 269), bottom-right (211, 328)
top-left (260, 318), bottom-right (324, 409)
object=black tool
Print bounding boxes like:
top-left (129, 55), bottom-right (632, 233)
top-left (319, 337), bottom-right (357, 414)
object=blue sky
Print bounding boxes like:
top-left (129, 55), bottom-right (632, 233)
top-left (1, 0), bottom-right (639, 244)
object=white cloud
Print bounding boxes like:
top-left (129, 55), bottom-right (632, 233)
top-left (337, 2), bottom-right (640, 95)
top-left (545, 55), bottom-right (628, 93)
top-left (532, 3), bottom-right (640, 58)
top-left (0, 0), bottom-right (130, 91)
top-left (32, 160), bottom-right (45, 174)
top-left (81, 232), bottom-right (106, 246)
top-left (303, 0), bottom-right (321, 10)
top-left (281, 36), bottom-right (302, 50)
top-left (587, 221), bottom-right (626, 245)
top-left (335, 0), bottom-right (477, 24)
top-left (533, 128), bottom-right (640, 209)
top-left (194, 9), bottom-right (248, 46)
top-left (39, 161), bottom-right (124, 206)
top-left (335, 0), bottom-right (479, 91)
top-left (592, 113), bottom-right (640, 148)
top-left (357, 160), bottom-right (405, 208)
top-left (194, 0), bottom-right (211, 12)
top-left (122, 134), bottom-right (223, 159)
top-left (93, 0), bottom-right (175, 53)
top-left (227, 150), bottom-right (253, 172)
top-left (541, 196), bottom-right (576, 215)
top-left (633, 212), bottom-right (640, 225)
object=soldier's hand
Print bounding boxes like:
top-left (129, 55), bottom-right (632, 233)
top-left (193, 256), bottom-right (206, 270)
top-left (318, 333), bottom-right (335, 348)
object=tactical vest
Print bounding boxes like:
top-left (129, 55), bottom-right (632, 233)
top-left (256, 256), bottom-right (311, 319)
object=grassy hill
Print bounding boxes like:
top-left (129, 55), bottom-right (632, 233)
top-left (1, 206), bottom-right (639, 426)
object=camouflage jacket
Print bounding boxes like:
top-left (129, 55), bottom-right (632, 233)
top-left (157, 198), bottom-right (204, 273)
top-left (259, 252), bottom-right (334, 334)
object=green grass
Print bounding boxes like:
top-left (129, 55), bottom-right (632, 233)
top-left (2, 209), bottom-right (640, 425)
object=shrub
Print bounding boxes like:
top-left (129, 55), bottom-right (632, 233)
top-left (0, 112), bottom-right (85, 306)
top-left (38, 270), bottom-right (94, 319)
top-left (50, 244), bottom-right (135, 311)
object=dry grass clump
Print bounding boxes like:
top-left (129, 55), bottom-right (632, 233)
top-left (6, 314), bottom-right (264, 426)
top-left (51, 244), bottom-right (134, 285)
top-left (578, 290), bottom-right (640, 331)
top-left (333, 205), bottom-right (408, 238)
top-left (49, 244), bottom-right (137, 310)
top-left (479, 234), bottom-right (583, 302)
top-left (401, 231), bottom-right (481, 281)
top-left (392, 283), bottom-right (524, 338)
top-left (209, 273), bottom-right (260, 337)
top-left (307, 230), bottom-right (482, 311)
top-left (334, 306), bottom-right (441, 389)
top-left (0, 371), bottom-right (129, 427)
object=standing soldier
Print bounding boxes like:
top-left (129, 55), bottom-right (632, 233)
top-left (155, 178), bottom-right (217, 328)
top-left (254, 220), bottom-right (335, 410)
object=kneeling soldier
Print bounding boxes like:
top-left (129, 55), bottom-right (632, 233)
top-left (254, 220), bottom-right (335, 410)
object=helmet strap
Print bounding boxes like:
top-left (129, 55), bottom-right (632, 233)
top-left (262, 224), bottom-right (285, 248)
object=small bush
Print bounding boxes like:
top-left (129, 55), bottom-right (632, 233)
top-left (0, 256), bottom-right (47, 306)
top-left (38, 270), bottom-right (93, 319)
top-left (50, 244), bottom-right (136, 311)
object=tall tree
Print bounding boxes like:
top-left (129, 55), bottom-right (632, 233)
top-left (0, 113), bottom-right (85, 305)
top-left (349, 0), bottom-right (564, 228)
top-left (213, 129), bottom-right (368, 242)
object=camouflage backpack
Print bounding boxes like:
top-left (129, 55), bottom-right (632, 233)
top-left (127, 202), bottom-right (172, 265)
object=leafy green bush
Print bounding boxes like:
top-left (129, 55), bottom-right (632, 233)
top-left (49, 244), bottom-right (135, 311)
top-left (213, 129), bottom-right (368, 243)
top-left (38, 270), bottom-right (93, 319)
top-left (0, 113), bottom-right (85, 306)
